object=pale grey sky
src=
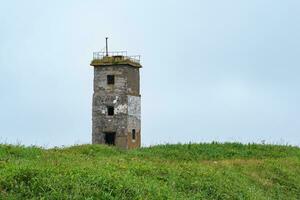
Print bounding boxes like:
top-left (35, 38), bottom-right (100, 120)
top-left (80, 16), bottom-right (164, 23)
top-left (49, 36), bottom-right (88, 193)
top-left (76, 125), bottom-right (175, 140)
top-left (0, 0), bottom-right (299, 147)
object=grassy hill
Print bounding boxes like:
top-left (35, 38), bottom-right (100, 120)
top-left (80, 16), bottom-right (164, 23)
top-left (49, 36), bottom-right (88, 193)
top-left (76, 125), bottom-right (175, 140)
top-left (0, 143), bottom-right (300, 199)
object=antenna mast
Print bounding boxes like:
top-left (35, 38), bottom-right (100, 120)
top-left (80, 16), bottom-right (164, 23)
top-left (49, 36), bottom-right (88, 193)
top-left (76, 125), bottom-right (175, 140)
top-left (105, 37), bottom-right (108, 56)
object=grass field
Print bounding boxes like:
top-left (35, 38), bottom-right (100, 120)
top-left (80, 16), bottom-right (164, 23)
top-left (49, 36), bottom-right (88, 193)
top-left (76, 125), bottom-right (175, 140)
top-left (0, 143), bottom-right (300, 199)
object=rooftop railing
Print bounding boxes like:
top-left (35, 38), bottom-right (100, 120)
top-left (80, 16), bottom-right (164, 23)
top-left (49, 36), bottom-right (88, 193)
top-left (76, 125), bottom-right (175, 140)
top-left (93, 51), bottom-right (141, 64)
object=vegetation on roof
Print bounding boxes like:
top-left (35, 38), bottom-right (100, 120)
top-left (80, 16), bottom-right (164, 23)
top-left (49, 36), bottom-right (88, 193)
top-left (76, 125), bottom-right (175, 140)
top-left (91, 56), bottom-right (141, 67)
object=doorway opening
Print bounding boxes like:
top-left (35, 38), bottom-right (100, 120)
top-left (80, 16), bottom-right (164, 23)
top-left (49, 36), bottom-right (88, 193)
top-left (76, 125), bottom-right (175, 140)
top-left (104, 132), bottom-right (116, 145)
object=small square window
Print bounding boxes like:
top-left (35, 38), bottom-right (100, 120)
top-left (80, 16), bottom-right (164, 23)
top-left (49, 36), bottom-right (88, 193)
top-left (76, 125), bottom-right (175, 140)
top-left (107, 106), bottom-right (114, 116)
top-left (132, 129), bottom-right (136, 141)
top-left (107, 75), bottom-right (115, 85)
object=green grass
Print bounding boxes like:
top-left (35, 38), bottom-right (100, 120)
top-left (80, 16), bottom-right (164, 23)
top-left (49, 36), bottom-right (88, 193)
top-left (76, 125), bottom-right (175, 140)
top-left (0, 143), bottom-right (300, 199)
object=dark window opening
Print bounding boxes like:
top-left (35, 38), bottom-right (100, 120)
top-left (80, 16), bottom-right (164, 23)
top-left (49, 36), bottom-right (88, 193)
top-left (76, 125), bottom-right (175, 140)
top-left (132, 129), bottom-right (136, 140)
top-left (107, 106), bottom-right (114, 116)
top-left (104, 132), bottom-right (116, 145)
top-left (107, 75), bottom-right (115, 85)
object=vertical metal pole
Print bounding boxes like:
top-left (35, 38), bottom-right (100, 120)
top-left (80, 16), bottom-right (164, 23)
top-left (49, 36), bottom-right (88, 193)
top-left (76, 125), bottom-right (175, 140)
top-left (105, 37), bottom-right (108, 56)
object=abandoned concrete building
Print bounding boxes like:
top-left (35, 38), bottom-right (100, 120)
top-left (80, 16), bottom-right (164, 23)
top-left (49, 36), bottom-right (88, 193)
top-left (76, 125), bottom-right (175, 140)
top-left (90, 44), bottom-right (142, 149)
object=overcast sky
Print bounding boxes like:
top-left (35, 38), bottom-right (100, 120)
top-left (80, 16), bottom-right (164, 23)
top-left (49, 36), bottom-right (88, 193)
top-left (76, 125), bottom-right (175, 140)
top-left (0, 0), bottom-right (299, 147)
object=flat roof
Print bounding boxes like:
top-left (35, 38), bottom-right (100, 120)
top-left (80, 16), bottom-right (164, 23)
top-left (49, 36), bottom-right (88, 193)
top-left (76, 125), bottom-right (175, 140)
top-left (90, 55), bottom-right (142, 68)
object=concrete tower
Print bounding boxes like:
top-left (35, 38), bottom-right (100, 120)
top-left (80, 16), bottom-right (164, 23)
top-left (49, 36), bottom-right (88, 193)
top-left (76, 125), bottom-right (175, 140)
top-left (90, 44), bottom-right (142, 149)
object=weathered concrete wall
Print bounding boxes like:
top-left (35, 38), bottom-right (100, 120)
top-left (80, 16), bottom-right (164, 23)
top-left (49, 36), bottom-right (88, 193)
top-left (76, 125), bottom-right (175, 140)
top-left (127, 95), bottom-right (141, 149)
top-left (92, 65), bottom-right (141, 149)
top-left (92, 94), bottom-right (128, 148)
top-left (127, 130), bottom-right (141, 149)
top-left (126, 67), bottom-right (140, 96)
top-left (128, 96), bottom-right (141, 120)
top-left (93, 66), bottom-right (127, 94)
